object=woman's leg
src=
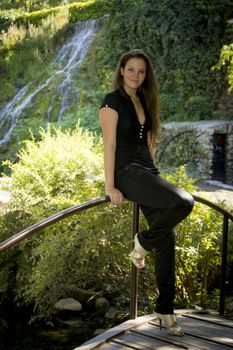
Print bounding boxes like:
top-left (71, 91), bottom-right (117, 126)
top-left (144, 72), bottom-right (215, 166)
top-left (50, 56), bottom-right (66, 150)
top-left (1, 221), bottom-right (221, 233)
top-left (115, 165), bottom-right (194, 314)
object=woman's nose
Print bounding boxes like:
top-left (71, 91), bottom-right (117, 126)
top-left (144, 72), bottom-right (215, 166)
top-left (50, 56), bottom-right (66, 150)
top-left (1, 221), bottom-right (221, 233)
top-left (134, 70), bottom-right (139, 78)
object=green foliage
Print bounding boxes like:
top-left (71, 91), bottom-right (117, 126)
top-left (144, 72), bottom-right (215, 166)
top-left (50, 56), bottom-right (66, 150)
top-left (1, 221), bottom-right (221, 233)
top-left (2, 126), bottom-right (103, 206)
top-left (16, 202), bottom-right (133, 321)
top-left (0, 0), bottom-right (113, 32)
top-left (176, 202), bottom-right (222, 308)
top-left (0, 9), bottom-right (69, 121)
top-left (82, 0), bottom-right (233, 120)
top-left (0, 146), bottom-right (226, 320)
top-left (0, 8), bottom-right (24, 31)
top-left (1, 0), bottom-right (232, 170)
top-left (214, 43), bottom-right (233, 92)
top-left (0, 126), bottom-right (105, 313)
top-left (0, 126), bottom-right (131, 320)
top-left (0, 23), bottom-right (26, 49)
top-left (0, 0), bottom-right (113, 166)
top-left (68, 0), bottom-right (113, 24)
top-left (0, 9), bottom-right (68, 54)
top-left (0, 0), bottom-right (65, 12)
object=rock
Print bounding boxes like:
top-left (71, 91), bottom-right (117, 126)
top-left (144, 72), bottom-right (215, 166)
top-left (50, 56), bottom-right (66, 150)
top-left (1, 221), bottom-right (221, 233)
top-left (105, 307), bottom-right (120, 319)
top-left (54, 298), bottom-right (82, 312)
top-left (95, 297), bottom-right (109, 311)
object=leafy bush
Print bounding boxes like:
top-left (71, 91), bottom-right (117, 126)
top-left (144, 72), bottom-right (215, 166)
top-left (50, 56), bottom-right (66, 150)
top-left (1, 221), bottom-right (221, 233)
top-left (214, 43), bottom-right (233, 92)
top-left (80, 0), bottom-right (233, 120)
top-left (0, 10), bottom-right (69, 52)
top-left (0, 135), bottom-right (226, 321)
top-left (0, 0), bottom-right (114, 32)
top-left (0, 23), bottom-right (26, 49)
top-left (0, 8), bottom-right (24, 31)
top-left (0, 126), bottom-right (133, 320)
top-left (2, 126), bottom-right (103, 207)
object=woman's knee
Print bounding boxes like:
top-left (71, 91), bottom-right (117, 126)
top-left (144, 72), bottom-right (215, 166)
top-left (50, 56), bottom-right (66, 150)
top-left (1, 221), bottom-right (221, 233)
top-left (178, 192), bottom-right (194, 215)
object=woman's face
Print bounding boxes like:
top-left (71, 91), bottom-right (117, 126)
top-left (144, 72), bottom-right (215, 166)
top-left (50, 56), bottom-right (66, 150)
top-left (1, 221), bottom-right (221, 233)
top-left (121, 57), bottom-right (147, 91)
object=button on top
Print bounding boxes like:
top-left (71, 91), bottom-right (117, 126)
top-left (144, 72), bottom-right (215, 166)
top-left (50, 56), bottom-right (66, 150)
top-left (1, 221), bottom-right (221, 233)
top-left (139, 125), bottom-right (144, 139)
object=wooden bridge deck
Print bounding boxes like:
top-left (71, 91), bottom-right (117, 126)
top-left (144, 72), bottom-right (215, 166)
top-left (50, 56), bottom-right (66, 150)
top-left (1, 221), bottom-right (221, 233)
top-left (74, 310), bottom-right (233, 350)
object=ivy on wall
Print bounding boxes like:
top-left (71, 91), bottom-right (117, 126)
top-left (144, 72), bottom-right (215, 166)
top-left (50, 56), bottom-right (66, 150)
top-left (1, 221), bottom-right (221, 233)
top-left (94, 0), bottom-right (233, 120)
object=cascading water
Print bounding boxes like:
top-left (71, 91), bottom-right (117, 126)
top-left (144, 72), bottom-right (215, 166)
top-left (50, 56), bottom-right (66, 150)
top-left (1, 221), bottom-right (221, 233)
top-left (0, 18), bottom-right (102, 145)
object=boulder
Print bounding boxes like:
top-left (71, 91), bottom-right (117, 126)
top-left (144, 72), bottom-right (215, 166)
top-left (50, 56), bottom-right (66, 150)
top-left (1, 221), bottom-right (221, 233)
top-left (54, 298), bottom-right (82, 312)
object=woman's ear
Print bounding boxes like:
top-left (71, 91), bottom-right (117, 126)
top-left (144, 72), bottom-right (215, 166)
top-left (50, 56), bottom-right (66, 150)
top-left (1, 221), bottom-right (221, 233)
top-left (120, 67), bottom-right (124, 76)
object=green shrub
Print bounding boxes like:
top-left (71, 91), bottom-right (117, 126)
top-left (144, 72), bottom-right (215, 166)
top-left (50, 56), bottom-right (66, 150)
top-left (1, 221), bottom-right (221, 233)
top-left (0, 10), bottom-right (68, 52)
top-left (0, 144), bottom-right (226, 320)
top-left (2, 126), bottom-right (103, 207)
top-left (214, 43), bottom-right (233, 92)
top-left (81, 0), bottom-right (232, 120)
top-left (68, 0), bottom-right (113, 23)
top-left (0, 0), bottom-right (114, 32)
top-left (0, 126), bottom-right (132, 321)
top-left (0, 8), bottom-right (24, 31)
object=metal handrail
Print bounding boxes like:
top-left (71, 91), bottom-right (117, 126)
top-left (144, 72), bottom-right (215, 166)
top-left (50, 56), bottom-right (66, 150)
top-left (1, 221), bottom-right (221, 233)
top-left (0, 196), bottom-right (110, 254)
top-left (0, 194), bottom-right (232, 317)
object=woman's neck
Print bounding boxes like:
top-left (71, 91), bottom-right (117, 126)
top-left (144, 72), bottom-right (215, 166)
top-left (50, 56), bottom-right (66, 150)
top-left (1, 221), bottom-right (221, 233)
top-left (123, 85), bottom-right (138, 99)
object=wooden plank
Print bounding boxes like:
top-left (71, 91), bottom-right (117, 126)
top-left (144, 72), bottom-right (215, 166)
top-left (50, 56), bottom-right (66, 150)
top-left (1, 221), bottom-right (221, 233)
top-left (179, 315), bottom-right (233, 346)
top-left (183, 312), bottom-right (233, 328)
top-left (100, 342), bottom-right (132, 349)
top-left (133, 329), bottom-right (230, 350)
top-left (139, 320), bottom-right (233, 350)
top-left (73, 315), bottom-right (157, 350)
top-left (114, 332), bottom-right (187, 349)
top-left (73, 311), bottom-right (233, 350)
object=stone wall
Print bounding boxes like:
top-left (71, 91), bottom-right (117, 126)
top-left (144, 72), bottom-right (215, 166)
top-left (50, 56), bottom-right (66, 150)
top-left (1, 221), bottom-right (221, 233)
top-left (159, 120), bottom-right (233, 184)
top-left (226, 134), bottom-right (233, 183)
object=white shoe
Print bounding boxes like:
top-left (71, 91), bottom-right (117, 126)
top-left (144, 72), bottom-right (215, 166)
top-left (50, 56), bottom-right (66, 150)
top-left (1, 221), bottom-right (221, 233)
top-left (154, 312), bottom-right (184, 336)
top-left (129, 234), bottom-right (148, 269)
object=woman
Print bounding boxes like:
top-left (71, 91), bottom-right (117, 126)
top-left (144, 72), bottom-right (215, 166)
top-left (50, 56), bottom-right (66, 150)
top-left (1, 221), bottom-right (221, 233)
top-left (99, 49), bottom-right (194, 336)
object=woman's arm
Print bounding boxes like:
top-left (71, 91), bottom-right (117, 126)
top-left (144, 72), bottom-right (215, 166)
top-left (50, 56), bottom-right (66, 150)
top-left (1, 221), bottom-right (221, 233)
top-left (99, 107), bottom-right (124, 205)
top-left (147, 131), bottom-right (156, 160)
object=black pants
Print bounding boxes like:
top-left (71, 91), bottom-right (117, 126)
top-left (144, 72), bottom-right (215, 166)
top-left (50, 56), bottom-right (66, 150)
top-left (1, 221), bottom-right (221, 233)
top-left (115, 164), bottom-right (194, 314)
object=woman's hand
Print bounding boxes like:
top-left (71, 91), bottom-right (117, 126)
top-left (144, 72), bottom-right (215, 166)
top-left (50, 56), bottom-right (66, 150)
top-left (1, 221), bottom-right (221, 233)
top-left (106, 187), bottom-right (124, 205)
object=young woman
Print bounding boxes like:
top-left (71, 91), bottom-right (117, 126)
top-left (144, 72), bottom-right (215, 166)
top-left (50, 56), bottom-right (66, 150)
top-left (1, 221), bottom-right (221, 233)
top-left (99, 49), bottom-right (194, 336)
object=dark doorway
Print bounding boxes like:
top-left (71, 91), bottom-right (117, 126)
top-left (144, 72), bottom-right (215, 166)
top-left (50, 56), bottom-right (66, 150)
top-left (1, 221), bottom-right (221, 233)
top-left (212, 133), bottom-right (226, 182)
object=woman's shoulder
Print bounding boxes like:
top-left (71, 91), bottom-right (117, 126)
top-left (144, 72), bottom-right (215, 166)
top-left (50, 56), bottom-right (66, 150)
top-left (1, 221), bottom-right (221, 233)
top-left (100, 89), bottom-right (125, 110)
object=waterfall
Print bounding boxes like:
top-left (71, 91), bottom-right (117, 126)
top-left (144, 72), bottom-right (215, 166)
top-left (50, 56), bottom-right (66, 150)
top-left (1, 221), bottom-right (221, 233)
top-left (0, 18), bottom-right (102, 145)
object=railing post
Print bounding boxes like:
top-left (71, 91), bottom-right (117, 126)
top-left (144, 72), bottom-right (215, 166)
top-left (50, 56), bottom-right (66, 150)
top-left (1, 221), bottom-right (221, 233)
top-left (129, 202), bottom-right (139, 319)
top-left (219, 214), bottom-right (229, 315)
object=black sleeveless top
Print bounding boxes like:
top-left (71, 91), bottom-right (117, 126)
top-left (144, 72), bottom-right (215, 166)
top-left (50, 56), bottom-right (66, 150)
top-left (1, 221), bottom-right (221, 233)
top-left (100, 88), bottom-right (155, 171)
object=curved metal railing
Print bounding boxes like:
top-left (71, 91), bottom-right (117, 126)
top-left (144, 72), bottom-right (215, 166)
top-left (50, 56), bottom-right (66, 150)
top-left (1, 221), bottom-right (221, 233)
top-left (0, 196), bottom-right (110, 254)
top-left (0, 194), bottom-right (232, 316)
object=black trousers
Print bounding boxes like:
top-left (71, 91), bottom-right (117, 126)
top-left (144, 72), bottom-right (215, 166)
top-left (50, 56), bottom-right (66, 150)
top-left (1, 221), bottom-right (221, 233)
top-left (115, 164), bottom-right (194, 314)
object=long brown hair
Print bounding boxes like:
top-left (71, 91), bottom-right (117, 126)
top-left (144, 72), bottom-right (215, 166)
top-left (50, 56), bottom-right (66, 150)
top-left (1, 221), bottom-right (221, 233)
top-left (113, 49), bottom-right (160, 149)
